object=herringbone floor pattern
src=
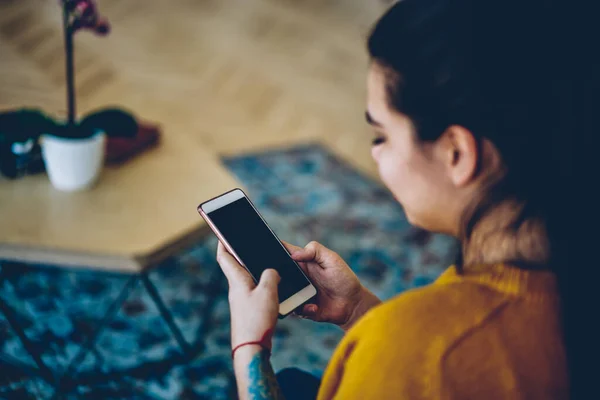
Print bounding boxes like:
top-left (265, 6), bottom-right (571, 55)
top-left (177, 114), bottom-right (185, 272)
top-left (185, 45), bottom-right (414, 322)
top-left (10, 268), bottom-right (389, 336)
top-left (0, 0), bottom-right (390, 178)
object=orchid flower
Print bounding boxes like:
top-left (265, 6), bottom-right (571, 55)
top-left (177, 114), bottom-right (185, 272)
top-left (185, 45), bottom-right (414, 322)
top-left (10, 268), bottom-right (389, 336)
top-left (61, 0), bottom-right (110, 35)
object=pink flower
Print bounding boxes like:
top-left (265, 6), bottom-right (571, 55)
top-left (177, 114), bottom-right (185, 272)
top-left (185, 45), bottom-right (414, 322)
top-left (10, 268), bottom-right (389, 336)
top-left (92, 16), bottom-right (110, 35)
top-left (61, 0), bottom-right (110, 36)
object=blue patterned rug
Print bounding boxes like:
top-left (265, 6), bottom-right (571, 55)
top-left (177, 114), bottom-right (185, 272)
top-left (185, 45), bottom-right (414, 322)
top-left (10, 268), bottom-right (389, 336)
top-left (0, 143), bottom-right (457, 399)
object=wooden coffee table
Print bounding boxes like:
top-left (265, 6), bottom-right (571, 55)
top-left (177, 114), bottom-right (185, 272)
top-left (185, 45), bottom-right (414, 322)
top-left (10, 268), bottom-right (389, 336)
top-left (0, 132), bottom-right (240, 272)
top-left (0, 130), bottom-right (241, 386)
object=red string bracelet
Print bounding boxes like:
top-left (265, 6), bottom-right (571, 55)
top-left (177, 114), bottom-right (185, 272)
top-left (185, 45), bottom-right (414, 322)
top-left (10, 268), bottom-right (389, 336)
top-left (231, 328), bottom-right (274, 360)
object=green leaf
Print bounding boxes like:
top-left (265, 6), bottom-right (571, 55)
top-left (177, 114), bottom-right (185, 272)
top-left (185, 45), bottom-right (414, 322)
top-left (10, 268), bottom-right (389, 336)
top-left (0, 108), bottom-right (58, 144)
top-left (80, 107), bottom-right (138, 138)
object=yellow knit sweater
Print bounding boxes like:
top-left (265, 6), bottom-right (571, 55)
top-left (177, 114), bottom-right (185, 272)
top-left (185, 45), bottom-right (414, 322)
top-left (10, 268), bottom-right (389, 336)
top-left (317, 264), bottom-right (568, 399)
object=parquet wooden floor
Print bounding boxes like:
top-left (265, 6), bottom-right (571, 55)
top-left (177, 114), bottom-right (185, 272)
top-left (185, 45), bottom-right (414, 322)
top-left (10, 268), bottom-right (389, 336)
top-left (0, 0), bottom-right (391, 179)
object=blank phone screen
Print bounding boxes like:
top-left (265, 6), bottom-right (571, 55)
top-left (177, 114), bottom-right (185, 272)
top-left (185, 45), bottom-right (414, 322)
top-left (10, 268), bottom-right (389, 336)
top-left (208, 197), bottom-right (310, 302)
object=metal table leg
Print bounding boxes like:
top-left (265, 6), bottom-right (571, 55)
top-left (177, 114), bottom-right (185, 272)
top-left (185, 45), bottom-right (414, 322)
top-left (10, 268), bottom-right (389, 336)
top-left (54, 266), bottom-right (194, 396)
top-left (0, 264), bottom-right (57, 386)
top-left (52, 274), bottom-right (139, 397)
top-left (140, 272), bottom-right (190, 353)
top-left (1, 250), bottom-right (224, 397)
top-left (0, 299), bottom-right (57, 385)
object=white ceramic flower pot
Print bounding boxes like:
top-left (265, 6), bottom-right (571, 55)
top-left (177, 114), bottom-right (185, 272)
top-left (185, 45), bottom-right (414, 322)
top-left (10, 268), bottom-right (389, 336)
top-left (41, 132), bottom-right (106, 191)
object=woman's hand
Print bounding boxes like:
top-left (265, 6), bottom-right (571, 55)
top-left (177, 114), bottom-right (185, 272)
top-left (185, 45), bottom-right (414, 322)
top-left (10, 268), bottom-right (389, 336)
top-left (216, 241), bottom-right (280, 349)
top-left (283, 241), bottom-right (381, 331)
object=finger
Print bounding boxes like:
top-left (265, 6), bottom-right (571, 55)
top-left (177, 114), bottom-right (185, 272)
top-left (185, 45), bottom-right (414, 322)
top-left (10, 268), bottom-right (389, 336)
top-left (281, 241), bottom-right (312, 276)
top-left (281, 240), bottom-right (303, 255)
top-left (296, 304), bottom-right (319, 320)
top-left (288, 244), bottom-right (317, 262)
top-left (292, 241), bottom-right (328, 267)
top-left (216, 241), bottom-right (255, 290)
top-left (293, 258), bottom-right (310, 275)
top-left (257, 269), bottom-right (280, 296)
top-left (301, 304), bottom-right (318, 316)
top-left (293, 304), bottom-right (317, 316)
top-left (289, 250), bottom-right (313, 262)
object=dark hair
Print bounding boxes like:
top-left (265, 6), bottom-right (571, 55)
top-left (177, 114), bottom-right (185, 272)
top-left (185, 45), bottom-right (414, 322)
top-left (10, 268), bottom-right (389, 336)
top-left (368, 0), bottom-right (586, 397)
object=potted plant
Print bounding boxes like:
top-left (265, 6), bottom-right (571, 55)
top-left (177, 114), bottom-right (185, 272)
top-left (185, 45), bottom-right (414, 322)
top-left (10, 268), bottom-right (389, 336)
top-left (41, 107), bottom-right (138, 191)
top-left (39, 0), bottom-right (137, 191)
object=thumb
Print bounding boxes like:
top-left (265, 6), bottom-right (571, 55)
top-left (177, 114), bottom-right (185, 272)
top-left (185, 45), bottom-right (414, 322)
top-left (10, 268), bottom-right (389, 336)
top-left (292, 241), bottom-right (331, 266)
top-left (258, 269), bottom-right (280, 293)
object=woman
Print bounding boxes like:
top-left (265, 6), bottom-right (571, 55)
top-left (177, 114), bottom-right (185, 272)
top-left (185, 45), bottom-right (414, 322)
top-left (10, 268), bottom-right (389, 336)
top-left (216, 0), bottom-right (584, 398)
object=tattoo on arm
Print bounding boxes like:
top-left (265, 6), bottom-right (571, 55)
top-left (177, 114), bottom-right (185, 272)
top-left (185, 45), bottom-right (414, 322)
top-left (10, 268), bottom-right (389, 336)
top-left (247, 350), bottom-right (286, 400)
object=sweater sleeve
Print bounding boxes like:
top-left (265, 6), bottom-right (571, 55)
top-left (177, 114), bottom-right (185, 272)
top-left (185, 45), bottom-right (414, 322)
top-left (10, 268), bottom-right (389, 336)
top-left (317, 289), bottom-right (445, 400)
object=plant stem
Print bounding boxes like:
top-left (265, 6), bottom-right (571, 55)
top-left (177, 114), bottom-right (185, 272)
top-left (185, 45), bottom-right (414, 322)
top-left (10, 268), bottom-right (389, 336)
top-left (63, 4), bottom-right (76, 126)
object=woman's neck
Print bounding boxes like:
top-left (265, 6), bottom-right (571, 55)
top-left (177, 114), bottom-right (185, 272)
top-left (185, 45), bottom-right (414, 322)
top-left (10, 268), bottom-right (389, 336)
top-left (461, 199), bottom-right (550, 269)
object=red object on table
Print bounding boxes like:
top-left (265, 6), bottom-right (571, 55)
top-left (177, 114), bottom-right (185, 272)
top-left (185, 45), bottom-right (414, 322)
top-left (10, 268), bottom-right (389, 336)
top-left (105, 121), bottom-right (160, 165)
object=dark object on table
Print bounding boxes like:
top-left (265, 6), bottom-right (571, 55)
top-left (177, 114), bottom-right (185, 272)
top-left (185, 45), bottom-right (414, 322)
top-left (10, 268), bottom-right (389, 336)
top-left (105, 121), bottom-right (161, 165)
top-left (0, 109), bottom-right (56, 179)
top-left (0, 142), bottom-right (46, 179)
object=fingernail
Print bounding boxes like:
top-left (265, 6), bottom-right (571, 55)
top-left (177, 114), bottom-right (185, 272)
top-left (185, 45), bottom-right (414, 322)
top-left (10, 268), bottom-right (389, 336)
top-left (307, 305), bottom-right (316, 313)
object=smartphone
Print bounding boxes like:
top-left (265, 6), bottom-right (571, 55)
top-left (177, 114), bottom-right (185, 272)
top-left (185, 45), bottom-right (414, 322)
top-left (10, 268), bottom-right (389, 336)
top-left (198, 188), bottom-right (317, 318)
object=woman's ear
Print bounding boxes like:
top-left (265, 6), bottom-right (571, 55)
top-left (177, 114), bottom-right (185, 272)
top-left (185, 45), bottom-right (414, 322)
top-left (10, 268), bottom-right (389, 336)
top-left (442, 125), bottom-right (479, 187)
